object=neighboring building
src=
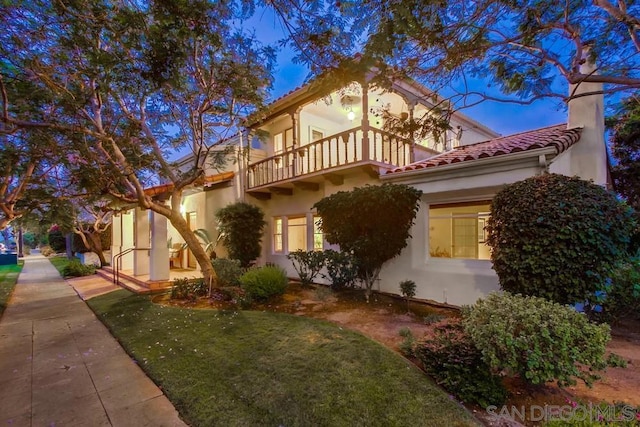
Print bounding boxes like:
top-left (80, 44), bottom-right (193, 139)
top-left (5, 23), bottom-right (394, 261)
top-left (110, 66), bottom-right (608, 305)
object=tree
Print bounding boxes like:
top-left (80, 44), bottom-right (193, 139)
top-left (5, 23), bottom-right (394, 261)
top-left (313, 184), bottom-right (422, 301)
top-left (608, 94), bottom-right (640, 212)
top-left (70, 201), bottom-right (112, 267)
top-left (216, 202), bottom-right (266, 268)
top-left (486, 174), bottom-right (637, 305)
top-left (1, 0), bottom-right (275, 287)
top-left (271, 0), bottom-right (640, 107)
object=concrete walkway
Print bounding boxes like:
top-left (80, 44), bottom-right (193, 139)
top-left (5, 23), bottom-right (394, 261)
top-left (0, 255), bottom-right (187, 426)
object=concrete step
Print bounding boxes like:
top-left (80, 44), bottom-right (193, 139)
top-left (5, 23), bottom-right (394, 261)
top-left (96, 268), bottom-right (153, 295)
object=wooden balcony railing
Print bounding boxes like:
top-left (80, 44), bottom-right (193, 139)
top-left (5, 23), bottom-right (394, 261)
top-left (247, 126), bottom-right (412, 188)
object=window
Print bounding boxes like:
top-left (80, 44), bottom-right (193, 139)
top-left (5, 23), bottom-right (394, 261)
top-left (309, 126), bottom-right (324, 143)
top-left (428, 202), bottom-right (491, 260)
top-left (274, 128), bottom-right (294, 153)
top-left (313, 215), bottom-right (323, 251)
top-left (273, 218), bottom-right (283, 252)
top-left (287, 216), bottom-right (307, 252)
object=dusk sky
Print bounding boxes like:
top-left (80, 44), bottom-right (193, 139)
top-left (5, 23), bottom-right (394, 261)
top-left (252, 11), bottom-right (570, 138)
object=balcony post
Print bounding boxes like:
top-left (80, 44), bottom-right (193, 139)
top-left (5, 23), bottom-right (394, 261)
top-left (408, 100), bottom-right (416, 164)
top-left (289, 106), bottom-right (301, 177)
top-left (361, 81), bottom-right (370, 160)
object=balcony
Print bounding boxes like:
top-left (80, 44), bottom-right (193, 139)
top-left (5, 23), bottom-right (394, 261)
top-left (247, 126), bottom-right (412, 193)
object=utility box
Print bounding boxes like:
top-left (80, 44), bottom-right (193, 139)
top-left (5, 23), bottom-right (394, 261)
top-left (0, 252), bottom-right (18, 266)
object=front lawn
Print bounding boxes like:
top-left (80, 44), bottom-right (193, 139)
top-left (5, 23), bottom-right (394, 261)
top-left (0, 261), bottom-right (23, 317)
top-left (88, 290), bottom-right (479, 427)
top-left (48, 255), bottom-right (72, 276)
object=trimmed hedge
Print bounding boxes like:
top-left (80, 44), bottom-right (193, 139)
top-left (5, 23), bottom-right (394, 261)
top-left (487, 174), bottom-right (636, 305)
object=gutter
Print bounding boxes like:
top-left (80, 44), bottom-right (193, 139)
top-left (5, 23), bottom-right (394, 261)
top-left (380, 146), bottom-right (558, 183)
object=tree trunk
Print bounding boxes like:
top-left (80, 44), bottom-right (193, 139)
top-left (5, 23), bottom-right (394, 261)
top-left (168, 213), bottom-right (218, 293)
top-left (87, 233), bottom-right (107, 267)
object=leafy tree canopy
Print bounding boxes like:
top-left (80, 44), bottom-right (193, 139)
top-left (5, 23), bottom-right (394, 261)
top-left (1, 0), bottom-right (276, 286)
top-left (272, 0), bottom-right (640, 105)
top-left (608, 94), bottom-right (640, 212)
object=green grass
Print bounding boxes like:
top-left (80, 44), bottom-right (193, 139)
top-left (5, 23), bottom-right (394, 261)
top-left (0, 261), bottom-right (23, 317)
top-left (48, 255), bottom-right (77, 277)
top-left (88, 290), bottom-right (479, 427)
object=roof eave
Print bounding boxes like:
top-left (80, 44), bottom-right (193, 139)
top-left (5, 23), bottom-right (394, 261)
top-left (381, 146), bottom-right (558, 182)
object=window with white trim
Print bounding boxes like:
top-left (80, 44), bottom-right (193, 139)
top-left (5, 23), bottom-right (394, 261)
top-left (428, 202), bottom-right (491, 260)
top-left (273, 218), bottom-right (283, 253)
top-left (287, 216), bottom-right (307, 252)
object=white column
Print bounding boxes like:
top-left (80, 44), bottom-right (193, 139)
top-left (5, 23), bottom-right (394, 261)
top-left (111, 213), bottom-right (122, 265)
top-left (149, 211), bottom-right (170, 281)
top-left (133, 208), bottom-right (150, 276)
top-left (121, 211), bottom-right (134, 270)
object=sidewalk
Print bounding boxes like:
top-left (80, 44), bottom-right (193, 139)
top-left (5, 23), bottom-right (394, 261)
top-left (0, 255), bottom-right (187, 426)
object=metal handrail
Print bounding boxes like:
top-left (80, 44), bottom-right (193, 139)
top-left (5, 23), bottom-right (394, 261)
top-left (112, 247), bottom-right (150, 286)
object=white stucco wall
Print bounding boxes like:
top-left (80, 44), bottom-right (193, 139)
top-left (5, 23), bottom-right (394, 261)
top-left (253, 172), bottom-right (374, 280)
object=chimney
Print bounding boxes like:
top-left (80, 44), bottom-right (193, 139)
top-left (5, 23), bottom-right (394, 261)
top-left (566, 48), bottom-right (608, 186)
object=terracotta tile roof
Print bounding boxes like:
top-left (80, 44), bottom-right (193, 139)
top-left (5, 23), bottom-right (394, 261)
top-left (387, 124), bottom-right (582, 174)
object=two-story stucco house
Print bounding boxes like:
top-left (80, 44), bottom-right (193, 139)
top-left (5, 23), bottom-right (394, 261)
top-left (108, 64), bottom-right (608, 306)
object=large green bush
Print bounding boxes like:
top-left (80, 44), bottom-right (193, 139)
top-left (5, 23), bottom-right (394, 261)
top-left (216, 202), bottom-right (265, 268)
top-left (487, 174), bottom-right (636, 304)
top-left (413, 319), bottom-right (507, 407)
top-left (48, 228), bottom-right (66, 253)
top-left (462, 292), bottom-right (611, 387)
top-left (239, 265), bottom-right (288, 301)
top-left (600, 257), bottom-right (640, 323)
top-left (314, 184), bottom-right (422, 301)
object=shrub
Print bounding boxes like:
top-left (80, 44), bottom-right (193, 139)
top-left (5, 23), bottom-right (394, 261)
top-left (600, 257), bottom-right (640, 323)
top-left (170, 277), bottom-right (208, 301)
top-left (462, 292), bottom-right (611, 387)
top-left (212, 258), bottom-right (243, 287)
top-left (62, 259), bottom-right (96, 277)
top-left (287, 250), bottom-right (325, 287)
top-left (239, 265), bottom-right (288, 301)
top-left (48, 229), bottom-right (66, 253)
top-left (487, 174), bottom-right (637, 305)
top-left (398, 327), bottom-right (415, 357)
top-left (314, 184), bottom-right (422, 301)
top-left (399, 279), bottom-right (416, 312)
top-left (216, 202), bottom-right (265, 268)
top-left (40, 245), bottom-right (54, 257)
top-left (414, 319), bottom-right (507, 407)
top-left (322, 249), bottom-right (359, 290)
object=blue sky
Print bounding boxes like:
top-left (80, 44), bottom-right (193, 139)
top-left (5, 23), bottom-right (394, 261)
top-left (251, 11), bottom-right (569, 138)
